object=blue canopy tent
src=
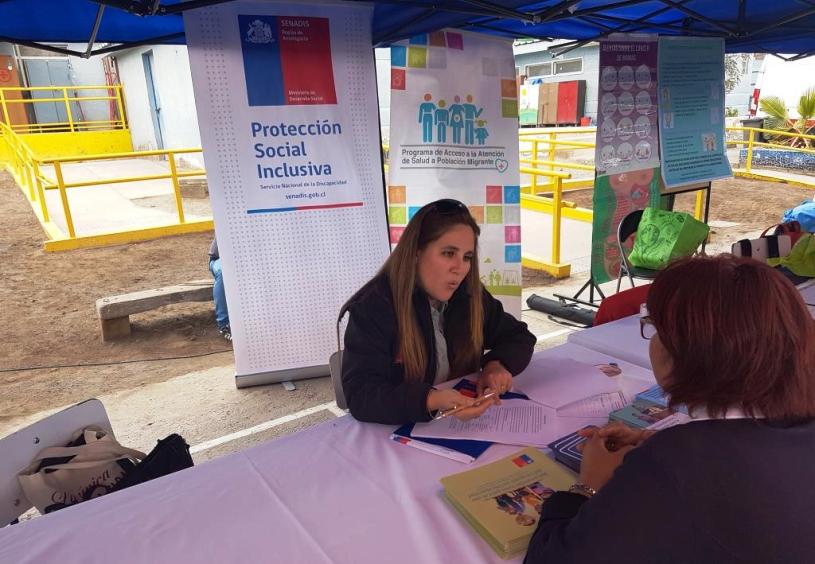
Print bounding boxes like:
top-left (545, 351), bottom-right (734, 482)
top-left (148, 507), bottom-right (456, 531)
top-left (1, 0), bottom-right (815, 59)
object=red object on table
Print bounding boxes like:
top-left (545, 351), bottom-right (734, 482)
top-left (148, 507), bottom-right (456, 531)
top-left (594, 284), bottom-right (652, 326)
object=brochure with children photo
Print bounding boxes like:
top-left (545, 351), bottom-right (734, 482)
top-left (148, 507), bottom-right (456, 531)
top-left (440, 448), bottom-right (575, 559)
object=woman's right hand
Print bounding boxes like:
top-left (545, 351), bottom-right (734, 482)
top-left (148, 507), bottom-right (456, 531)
top-left (426, 389), bottom-right (475, 414)
top-left (577, 421), bottom-right (655, 450)
top-left (427, 389), bottom-right (497, 422)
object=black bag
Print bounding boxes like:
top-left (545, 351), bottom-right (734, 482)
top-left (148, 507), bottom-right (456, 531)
top-left (112, 433), bottom-right (194, 492)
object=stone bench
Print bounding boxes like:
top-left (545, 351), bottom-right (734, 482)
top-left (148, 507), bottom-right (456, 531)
top-left (96, 279), bottom-right (214, 341)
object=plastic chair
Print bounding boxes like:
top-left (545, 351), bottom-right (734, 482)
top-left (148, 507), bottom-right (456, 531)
top-left (328, 300), bottom-right (352, 411)
top-left (0, 399), bottom-right (112, 526)
top-left (616, 209), bottom-right (659, 293)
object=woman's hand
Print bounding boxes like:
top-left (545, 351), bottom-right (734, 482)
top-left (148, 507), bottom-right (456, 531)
top-left (477, 360), bottom-right (513, 404)
top-left (577, 421), bottom-right (655, 450)
top-left (451, 396), bottom-right (496, 421)
top-left (426, 389), bottom-right (475, 414)
top-left (578, 429), bottom-right (634, 492)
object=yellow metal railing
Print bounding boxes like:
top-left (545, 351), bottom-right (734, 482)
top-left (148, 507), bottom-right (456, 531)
top-left (726, 126), bottom-right (815, 189)
top-left (0, 85), bottom-right (126, 134)
top-left (0, 122), bottom-right (212, 251)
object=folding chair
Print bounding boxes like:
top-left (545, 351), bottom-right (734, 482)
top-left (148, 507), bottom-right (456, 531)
top-left (328, 300), bottom-right (352, 411)
top-left (0, 399), bottom-right (112, 526)
top-left (616, 209), bottom-right (659, 293)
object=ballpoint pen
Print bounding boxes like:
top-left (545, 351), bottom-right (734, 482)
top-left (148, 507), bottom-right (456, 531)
top-left (433, 390), bottom-right (498, 421)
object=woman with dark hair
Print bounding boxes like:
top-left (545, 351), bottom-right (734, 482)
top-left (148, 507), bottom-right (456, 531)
top-left (341, 199), bottom-right (536, 425)
top-left (525, 255), bottom-right (815, 563)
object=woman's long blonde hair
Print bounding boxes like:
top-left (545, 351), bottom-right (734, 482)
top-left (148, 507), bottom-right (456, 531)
top-left (381, 200), bottom-right (483, 382)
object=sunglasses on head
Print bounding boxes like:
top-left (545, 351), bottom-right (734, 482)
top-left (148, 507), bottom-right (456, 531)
top-left (429, 199), bottom-right (467, 215)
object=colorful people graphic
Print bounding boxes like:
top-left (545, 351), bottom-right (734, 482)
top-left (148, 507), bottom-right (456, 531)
top-left (434, 99), bottom-right (449, 143)
top-left (418, 93), bottom-right (436, 143)
top-left (448, 95), bottom-right (465, 144)
top-left (475, 119), bottom-right (488, 145)
top-left (463, 94), bottom-right (483, 145)
top-left (417, 93), bottom-right (487, 145)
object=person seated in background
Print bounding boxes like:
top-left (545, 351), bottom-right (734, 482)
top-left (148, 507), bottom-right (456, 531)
top-left (208, 238), bottom-right (231, 341)
top-left (525, 255), bottom-right (815, 563)
top-left (341, 199), bottom-right (536, 425)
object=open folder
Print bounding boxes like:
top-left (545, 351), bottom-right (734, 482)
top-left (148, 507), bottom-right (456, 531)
top-left (390, 380), bottom-right (529, 463)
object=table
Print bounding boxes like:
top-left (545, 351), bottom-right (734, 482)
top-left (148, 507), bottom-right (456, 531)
top-left (567, 314), bottom-right (652, 369)
top-left (567, 280), bottom-right (815, 370)
top-left (0, 346), bottom-right (654, 564)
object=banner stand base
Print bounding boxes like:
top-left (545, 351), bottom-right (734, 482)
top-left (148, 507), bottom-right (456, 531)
top-left (235, 364), bottom-right (330, 389)
top-left (554, 276), bottom-right (606, 308)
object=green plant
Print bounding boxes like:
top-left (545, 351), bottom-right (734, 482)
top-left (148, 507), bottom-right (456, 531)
top-left (725, 107), bottom-right (739, 118)
top-left (759, 87), bottom-right (815, 148)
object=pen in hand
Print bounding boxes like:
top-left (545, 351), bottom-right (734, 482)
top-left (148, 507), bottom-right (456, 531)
top-left (433, 390), bottom-right (498, 421)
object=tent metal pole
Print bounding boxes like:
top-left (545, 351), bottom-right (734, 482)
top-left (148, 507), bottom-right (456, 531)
top-left (550, 0), bottom-right (691, 57)
top-left (83, 5), bottom-right (106, 59)
top-left (586, 14), bottom-right (726, 36)
top-left (739, 5), bottom-right (815, 38)
top-left (467, 23), bottom-right (551, 41)
top-left (657, 0), bottom-right (738, 35)
top-left (456, 0), bottom-right (536, 23)
top-left (0, 37), bottom-right (83, 57)
top-left (89, 32), bottom-right (186, 56)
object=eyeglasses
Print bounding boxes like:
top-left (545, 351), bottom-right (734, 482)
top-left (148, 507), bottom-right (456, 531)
top-left (640, 316), bottom-right (658, 340)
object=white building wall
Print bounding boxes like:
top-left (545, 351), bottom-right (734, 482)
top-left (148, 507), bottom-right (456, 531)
top-left (65, 43), bottom-right (109, 123)
top-left (115, 45), bottom-right (203, 166)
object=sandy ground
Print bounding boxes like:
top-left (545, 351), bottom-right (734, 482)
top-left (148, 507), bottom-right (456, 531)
top-left (1, 170), bottom-right (812, 455)
top-left (0, 170), bottom-right (227, 422)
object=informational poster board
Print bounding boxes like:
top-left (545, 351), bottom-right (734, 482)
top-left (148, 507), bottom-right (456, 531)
top-left (658, 37), bottom-right (732, 188)
top-left (591, 34), bottom-right (662, 285)
top-left (595, 34), bottom-right (660, 176)
top-left (388, 30), bottom-right (522, 315)
top-left (185, 1), bottom-right (389, 386)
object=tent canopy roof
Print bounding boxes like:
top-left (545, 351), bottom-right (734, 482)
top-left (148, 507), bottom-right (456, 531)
top-left (1, 0), bottom-right (814, 59)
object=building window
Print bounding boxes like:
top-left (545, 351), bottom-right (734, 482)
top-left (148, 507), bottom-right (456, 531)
top-left (526, 57), bottom-right (583, 78)
top-left (554, 58), bottom-right (583, 75)
top-left (526, 62), bottom-right (552, 78)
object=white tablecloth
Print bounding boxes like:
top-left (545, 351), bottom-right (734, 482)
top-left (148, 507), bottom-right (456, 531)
top-left (0, 346), bottom-right (654, 564)
top-left (567, 314), bottom-right (652, 369)
top-left (566, 280), bottom-right (815, 370)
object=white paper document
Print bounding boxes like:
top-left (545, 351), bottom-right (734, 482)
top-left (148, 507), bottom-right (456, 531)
top-left (557, 391), bottom-right (628, 418)
top-left (646, 412), bottom-right (693, 430)
top-left (513, 358), bottom-right (622, 408)
top-left (411, 399), bottom-right (557, 447)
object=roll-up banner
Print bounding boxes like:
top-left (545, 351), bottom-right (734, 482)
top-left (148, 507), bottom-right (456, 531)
top-left (185, 1), bottom-right (389, 386)
top-left (388, 30), bottom-right (522, 316)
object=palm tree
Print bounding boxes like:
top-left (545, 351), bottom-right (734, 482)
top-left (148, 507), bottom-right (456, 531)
top-left (759, 87), bottom-right (815, 148)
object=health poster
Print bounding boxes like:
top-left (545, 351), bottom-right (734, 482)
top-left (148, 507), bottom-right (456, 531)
top-left (658, 37), bottom-right (732, 188)
top-left (596, 34), bottom-right (660, 176)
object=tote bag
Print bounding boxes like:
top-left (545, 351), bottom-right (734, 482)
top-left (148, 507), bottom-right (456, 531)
top-left (628, 208), bottom-right (709, 270)
top-left (18, 426), bottom-right (145, 514)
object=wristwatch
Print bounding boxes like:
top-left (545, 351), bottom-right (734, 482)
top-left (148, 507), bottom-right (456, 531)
top-left (568, 483), bottom-right (597, 498)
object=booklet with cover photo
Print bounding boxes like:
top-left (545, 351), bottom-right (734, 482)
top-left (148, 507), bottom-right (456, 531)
top-left (440, 448), bottom-right (575, 559)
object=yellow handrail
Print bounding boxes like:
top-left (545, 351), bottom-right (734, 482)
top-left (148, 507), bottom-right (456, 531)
top-left (0, 121), bottom-right (210, 250)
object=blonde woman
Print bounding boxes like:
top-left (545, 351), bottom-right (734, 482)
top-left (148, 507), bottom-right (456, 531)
top-left (341, 199), bottom-right (536, 424)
